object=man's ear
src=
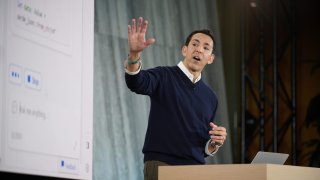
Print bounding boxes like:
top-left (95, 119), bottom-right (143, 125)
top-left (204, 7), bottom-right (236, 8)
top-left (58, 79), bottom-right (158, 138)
top-left (207, 54), bottom-right (215, 64)
top-left (182, 46), bottom-right (187, 57)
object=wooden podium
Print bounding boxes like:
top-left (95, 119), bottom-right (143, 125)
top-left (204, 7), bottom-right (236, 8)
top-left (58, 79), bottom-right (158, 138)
top-left (158, 164), bottom-right (320, 180)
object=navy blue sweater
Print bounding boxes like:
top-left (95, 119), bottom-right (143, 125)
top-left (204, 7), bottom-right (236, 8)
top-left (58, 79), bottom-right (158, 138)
top-left (125, 65), bottom-right (218, 165)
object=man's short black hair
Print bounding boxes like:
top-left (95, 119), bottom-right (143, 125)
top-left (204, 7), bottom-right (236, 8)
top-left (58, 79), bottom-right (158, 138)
top-left (184, 29), bottom-right (216, 54)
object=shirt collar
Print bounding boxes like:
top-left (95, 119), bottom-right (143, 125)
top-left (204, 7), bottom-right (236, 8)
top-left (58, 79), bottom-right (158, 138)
top-left (177, 61), bottom-right (201, 83)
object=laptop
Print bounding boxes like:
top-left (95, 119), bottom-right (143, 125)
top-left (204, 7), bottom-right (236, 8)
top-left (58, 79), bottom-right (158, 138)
top-left (251, 151), bottom-right (289, 165)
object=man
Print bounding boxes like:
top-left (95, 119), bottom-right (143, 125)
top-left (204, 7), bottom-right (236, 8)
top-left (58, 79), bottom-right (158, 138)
top-left (124, 17), bottom-right (227, 180)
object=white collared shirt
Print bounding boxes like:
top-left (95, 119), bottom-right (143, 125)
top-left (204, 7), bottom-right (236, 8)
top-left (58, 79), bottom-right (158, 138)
top-left (177, 61), bottom-right (201, 83)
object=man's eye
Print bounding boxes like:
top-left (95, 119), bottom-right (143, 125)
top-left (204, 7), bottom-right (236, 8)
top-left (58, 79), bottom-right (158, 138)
top-left (205, 47), bottom-right (212, 51)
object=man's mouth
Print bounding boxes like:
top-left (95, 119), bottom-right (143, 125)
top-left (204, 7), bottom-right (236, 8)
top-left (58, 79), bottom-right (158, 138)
top-left (193, 56), bottom-right (201, 61)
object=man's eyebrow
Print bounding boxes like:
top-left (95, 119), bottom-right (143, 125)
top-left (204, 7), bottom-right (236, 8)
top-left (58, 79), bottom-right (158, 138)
top-left (191, 39), bottom-right (200, 43)
top-left (204, 42), bottom-right (212, 47)
top-left (192, 39), bottom-right (212, 47)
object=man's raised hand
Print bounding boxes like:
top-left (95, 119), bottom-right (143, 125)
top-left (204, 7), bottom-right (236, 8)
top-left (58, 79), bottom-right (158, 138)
top-left (128, 17), bottom-right (155, 57)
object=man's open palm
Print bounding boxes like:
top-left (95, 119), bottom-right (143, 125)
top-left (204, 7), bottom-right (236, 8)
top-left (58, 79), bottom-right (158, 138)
top-left (128, 17), bottom-right (155, 54)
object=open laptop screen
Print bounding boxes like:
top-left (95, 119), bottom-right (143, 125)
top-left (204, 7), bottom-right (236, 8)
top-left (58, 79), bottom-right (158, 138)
top-left (251, 151), bottom-right (289, 165)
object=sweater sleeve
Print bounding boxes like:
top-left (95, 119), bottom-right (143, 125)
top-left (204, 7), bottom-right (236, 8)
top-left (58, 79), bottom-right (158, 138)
top-left (125, 67), bottom-right (163, 96)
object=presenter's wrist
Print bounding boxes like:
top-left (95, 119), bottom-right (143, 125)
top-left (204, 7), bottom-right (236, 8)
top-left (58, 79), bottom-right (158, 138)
top-left (210, 140), bottom-right (222, 149)
top-left (127, 57), bottom-right (140, 65)
top-left (128, 52), bottom-right (140, 61)
top-left (127, 53), bottom-right (141, 65)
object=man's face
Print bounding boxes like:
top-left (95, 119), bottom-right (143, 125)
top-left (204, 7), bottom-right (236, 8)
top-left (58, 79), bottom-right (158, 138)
top-left (182, 33), bottom-right (215, 74)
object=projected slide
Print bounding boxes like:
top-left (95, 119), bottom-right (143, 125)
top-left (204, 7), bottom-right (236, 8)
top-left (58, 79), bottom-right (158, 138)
top-left (0, 0), bottom-right (93, 179)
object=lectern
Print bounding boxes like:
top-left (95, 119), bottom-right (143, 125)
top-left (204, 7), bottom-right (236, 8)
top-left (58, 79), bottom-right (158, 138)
top-left (158, 164), bottom-right (320, 180)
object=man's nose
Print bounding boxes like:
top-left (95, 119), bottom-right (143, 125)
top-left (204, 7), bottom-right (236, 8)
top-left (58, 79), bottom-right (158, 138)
top-left (195, 46), bottom-right (204, 52)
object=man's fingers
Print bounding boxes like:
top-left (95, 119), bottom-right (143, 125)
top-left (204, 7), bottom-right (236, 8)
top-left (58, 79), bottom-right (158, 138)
top-left (128, 17), bottom-right (155, 51)
top-left (215, 126), bottom-right (227, 132)
top-left (145, 38), bottom-right (155, 46)
top-left (210, 122), bottom-right (217, 128)
top-left (128, 25), bottom-right (131, 34)
top-left (209, 123), bottom-right (227, 137)
top-left (131, 19), bottom-right (136, 33)
top-left (137, 17), bottom-right (143, 32)
top-left (212, 127), bottom-right (227, 136)
top-left (209, 130), bottom-right (226, 136)
top-left (130, 17), bottom-right (150, 34)
top-left (209, 123), bottom-right (227, 145)
top-left (141, 20), bottom-right (148, 33)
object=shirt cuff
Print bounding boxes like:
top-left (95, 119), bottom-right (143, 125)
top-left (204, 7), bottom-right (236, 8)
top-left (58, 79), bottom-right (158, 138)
top-left (124, 59), bottom-right (142, 75)
top-left (205, 139), bottom-right (220, 156)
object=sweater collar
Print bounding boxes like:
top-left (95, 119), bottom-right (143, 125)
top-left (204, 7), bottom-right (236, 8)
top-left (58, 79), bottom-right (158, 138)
top-left (177, 61), bottom-right (201, 83)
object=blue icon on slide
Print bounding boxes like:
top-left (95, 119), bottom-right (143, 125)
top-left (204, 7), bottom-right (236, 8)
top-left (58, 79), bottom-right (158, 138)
top-left (25, 69), bottom-right (41, 90)
top-left (27, 75), bottom-right (31, 83)
top-left (9, 64), bottom-right (22, 85)
top-left (11, 71), bottom-right (20, 78)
